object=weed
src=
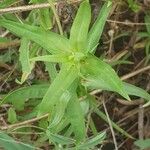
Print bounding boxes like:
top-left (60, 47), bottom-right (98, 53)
top-left (0, 0), bottom-right (150, 149)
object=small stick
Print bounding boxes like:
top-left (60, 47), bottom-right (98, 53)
top-left (138, 105), bottom-right (144, 140)
top-left (116, 98), bottom-right (144, 106)
top-left (0, 0), bottom-right (81, 14)
top-left (107, 19), bottom-right (150, 26)
top-left (102, 100), bottom-right (118, 150)
top-left (121, 65), bottom-right (150, 80)
top-left (0, 114), bottom-right (49, 130)
top-left (0, 3), bottom-right (51, 14)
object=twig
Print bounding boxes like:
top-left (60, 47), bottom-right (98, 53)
top-left (116, 98), bottom-right (144, 106)
top-left (0, 114), bottom-right (49, 130)
top-left (102, 100), bottom-right (118, 150)
top-left (0, 0), bottom-right (81, 14)
top-left (138, 105), bottom-right (144, 140)
top-left (107, 19), bottom-right (150, 26)
top-left (121, 65), bottom-right (150, 80)
top-left (0, 3), bottom-right (51, 14)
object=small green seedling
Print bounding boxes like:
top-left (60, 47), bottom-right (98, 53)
top-left (0, 0), bottom-right (150, 148)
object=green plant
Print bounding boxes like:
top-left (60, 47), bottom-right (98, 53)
top-left (127, 0), bottom-right (141, 12)
top-left (0, 132), bottom-right (36, 150)
top-left (138, 14), bottom-right (150, 66)
top-left (134, 139), bottom-right (150, 150)
top-left (0, 0), bottom-right (150, 149)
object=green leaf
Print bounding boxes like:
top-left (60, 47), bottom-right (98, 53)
top-left (77, 131), bottom-right (106, 149)
top-left (7, 107), bottom-right (17, 124)
top-left (39, 7), bottom-right (53, 30)
top-left (70, 0), bottom-right (91, 52)
top-left (17, 38), bottom-right (33, 84)
top-left (0, 37), bottom-right (11, 42)
top-left (48, 91), bottom-right (71, 128)
top-left (127, 0), bottom-right (141, 12)
top-left (81, 54), bottom-right (130, 100)
top-left (134, 139), bottom-right (150, 150)
top-left (38, 64), bottom-right (78, 115)
top-left (123, 82), bottom-right (150, 107)
top-left (0, 50), bottom-right (14, 63)
top-left (66, 93), bottom-right (86, 143)
top-left (0, 19), bottom-right (72, 54)
top-left (0, 0), bottom-right (16, 8)
top-left (87, 1), bottom-right (112, 53)
top-left (31, 0), bottom-right (53, 30)
top-left (0, 132), bottom-right (35, 150)
top-left (19, 38), bottom-right (31, 73)
top-left (145, 15), bottom-right (150, 34)
top-left (1, 84), bottom-right (49, 110)
top-left (46, 131), bottom-right (75, 145)
top-left (45, 62), bottom-right (57, 81)
top-left (123, 82), bottom-right (150, 101)
top-left (30, 54), bottom-right (69, 63)
top-left (43, 50), bottom-right (57, 81)
top-left (83, 78), bottom-right (150, 107)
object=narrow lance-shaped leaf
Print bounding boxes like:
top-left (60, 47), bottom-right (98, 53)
top-left (84, 79), bottom-right (150, 106)
top-left (123, 82), bottom-right (150, 107)
top-left (134, 139), bottom-right (150, 150)
top-left (38, 64), bottom-right (78, 116)
top-left (70, 0), bottom-right (91, 52)
top-left (1, 84), bottom-right (49, 110)
top-left (66, 93), bottom-right (86, 143)
top-left (46, 131), bottom-right (75, 145)
top-left (17, 37), bottom-right (33, 84)
top-left (48, 91), bottom-right (71, 129)
top-left (77, 132), bottom-right (106, 149)
top-left (43, 50), bottom-right (57, 81)
top-left (0, 19), bottom-right (72, 54)
top-left (81, 54), bottom-right (130, 100)
top-left (87, 1), bottom-right (112, 53)
top-left (145, 15), bottom-right (150, 34)
top-left (30, 54), bottom-right (69, 63)
top-left (123, 82), bottom-right (150, 103)
top-left (0, 132), bottom-right (36, 150)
